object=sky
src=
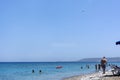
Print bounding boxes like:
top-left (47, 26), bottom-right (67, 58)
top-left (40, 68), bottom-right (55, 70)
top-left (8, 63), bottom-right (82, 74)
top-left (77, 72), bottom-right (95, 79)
top-left (0, 0), bottom-right (120, 62)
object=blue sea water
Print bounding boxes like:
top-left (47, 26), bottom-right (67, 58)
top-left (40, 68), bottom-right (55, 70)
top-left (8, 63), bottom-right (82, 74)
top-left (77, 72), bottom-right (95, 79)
top-left (0, 62), bottom-right (119, 80)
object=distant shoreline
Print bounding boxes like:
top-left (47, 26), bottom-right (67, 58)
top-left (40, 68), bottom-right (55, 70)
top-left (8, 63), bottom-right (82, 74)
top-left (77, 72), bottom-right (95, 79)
top-left (1, 57), bottom-right (120, 62)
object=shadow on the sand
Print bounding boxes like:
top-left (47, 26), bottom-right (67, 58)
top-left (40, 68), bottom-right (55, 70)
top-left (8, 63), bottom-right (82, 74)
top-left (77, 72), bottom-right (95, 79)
top-left (104, 75), bottom-right (120, 77)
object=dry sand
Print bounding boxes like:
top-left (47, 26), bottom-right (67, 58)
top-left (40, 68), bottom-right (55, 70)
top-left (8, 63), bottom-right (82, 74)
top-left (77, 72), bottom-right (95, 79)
top-left (63, 70), bottom-right (120, 80)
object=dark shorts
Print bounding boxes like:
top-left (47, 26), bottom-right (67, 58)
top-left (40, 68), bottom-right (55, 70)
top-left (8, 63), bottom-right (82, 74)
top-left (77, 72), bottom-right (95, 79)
top-left (101, 65), bottom-right (106, 69)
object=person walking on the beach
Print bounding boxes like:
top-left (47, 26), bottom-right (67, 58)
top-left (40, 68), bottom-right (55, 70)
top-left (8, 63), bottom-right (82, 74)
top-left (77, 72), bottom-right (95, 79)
top-left (100, 57), bottom-right (107, 74)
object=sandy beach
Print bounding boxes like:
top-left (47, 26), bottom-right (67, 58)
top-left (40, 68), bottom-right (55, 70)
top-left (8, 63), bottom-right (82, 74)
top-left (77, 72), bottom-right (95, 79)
top-left (63, 70), bottom-right (120, 80)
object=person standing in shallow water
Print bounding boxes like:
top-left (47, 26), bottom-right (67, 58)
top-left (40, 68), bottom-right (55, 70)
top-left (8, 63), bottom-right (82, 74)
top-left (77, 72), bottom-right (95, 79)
top-left (95, 64), bottom-right (97, 71)
top-left (98, 64), bottom-right (101, 71)
top-left (100, 57), bottom-right (107, 74)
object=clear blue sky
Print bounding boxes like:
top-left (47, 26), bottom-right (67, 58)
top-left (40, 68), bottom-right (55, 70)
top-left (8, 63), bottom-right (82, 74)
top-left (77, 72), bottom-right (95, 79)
top-left (1, 0), bottom-right (120, 62)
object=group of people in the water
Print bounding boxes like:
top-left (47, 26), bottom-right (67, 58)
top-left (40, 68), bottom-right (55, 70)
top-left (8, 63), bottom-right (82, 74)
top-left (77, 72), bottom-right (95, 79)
top-left (80, 65), bottom-right (90, 69)
top-left (95, 64), bottom-right (101, 71)
top-left (80, 57), bottom-right (108, 74)
top-left (32, 69), bottom-right (42, 73)
top-left (31, 57), bottom-right (109, 74)
top-left (79, 64), bottom-right (104, 70)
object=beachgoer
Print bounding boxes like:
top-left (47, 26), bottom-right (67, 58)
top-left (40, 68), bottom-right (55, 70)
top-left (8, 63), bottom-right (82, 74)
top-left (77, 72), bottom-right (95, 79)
top-left (32, 69), bottom-right (35, 73)
top-left (95, 64), bottom-right (97, 71)
top-left (98, 64), bottom-right (101, 71)
top-left (87, 65), bottom-right (89, 69)
top-left (100, 57), bottom-right (107, 74)
top-left (39, 70), bottom-right (42, 73)
top-left (81, 66), bottom-right (83, 69)
top-left (86, 65), bottom-right (90, 69)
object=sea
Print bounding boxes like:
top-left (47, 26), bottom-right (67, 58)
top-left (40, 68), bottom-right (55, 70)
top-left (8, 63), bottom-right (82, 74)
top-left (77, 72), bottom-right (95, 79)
top-left (0, 62), bottom-right (119, 80)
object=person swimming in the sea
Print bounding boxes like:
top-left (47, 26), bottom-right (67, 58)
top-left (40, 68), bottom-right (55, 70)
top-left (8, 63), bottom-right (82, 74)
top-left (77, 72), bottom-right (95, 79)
top-left (39, 70), bottom-right (42, 73)
top-left (32, 69), bottom-right (34, 73)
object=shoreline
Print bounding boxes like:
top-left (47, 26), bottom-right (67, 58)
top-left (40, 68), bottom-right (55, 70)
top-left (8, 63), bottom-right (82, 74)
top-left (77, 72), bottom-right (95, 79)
top-left (62, 71), bottom-right (99, 80)
top-left (63, 70), bottom-right (120, 80)
top-left (63, 71), bottom-right (103, 80)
